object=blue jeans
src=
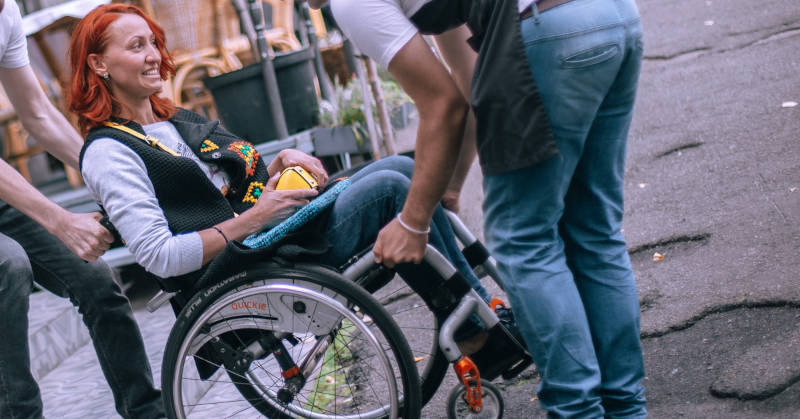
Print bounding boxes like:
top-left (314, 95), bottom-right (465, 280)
top-left (321, 155), bottom-right (491, 307)
top-left (0, 205), bottom-right (163, 419)
top-left (483, 0), bottom-right (646, 417)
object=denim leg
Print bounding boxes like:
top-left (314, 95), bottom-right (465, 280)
top-left (0, 206), bottom-right (164, 419)
top-left (0, 232), bottom-right (41, 419)
top-left (482, 0), bottom-right (646, 417)
top-left (561, 11), bottom-right (646, 417)
top-left (329, 155), bottom-right (491, 302)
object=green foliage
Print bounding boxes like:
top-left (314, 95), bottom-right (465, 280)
top-left (318, 76), bottom-right (412, 128)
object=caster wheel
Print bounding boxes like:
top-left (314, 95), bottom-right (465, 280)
top-left (447, 378), bottom-right (504, 419)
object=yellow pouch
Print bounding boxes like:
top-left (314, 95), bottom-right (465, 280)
top-left (275, 166), bottom-right (319, 190)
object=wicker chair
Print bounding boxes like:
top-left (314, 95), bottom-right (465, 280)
top-left (121, 0), bottom-right (304, 116)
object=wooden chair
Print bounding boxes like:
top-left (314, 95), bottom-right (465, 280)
top-left (262, 0), bottom-right (302, 51)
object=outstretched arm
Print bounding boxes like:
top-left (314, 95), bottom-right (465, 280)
top-left (0, 159), bottom-right (112, 260)
top-left (0, 64), bottom-right (84, 169)
top-left (0, 65), bottom-right (112, 260)
top-left (434, 25), bottom-right (479, 213)
top-left (373, 34), bottom-right (469, 267)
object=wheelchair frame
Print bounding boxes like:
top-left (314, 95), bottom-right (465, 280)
top-left (146, 210), bottom-right (529, 418)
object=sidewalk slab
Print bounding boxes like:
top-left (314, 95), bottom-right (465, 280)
top-left (38, 305), bottom-right (173, 418)
top-left (27, 291), bottom-right (89, 382)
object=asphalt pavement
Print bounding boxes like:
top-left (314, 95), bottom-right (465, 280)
top-left (397, 0), bottom-right (800, 417)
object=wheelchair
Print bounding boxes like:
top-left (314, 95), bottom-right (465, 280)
top-left (143, 201), bottom-right (532, 418)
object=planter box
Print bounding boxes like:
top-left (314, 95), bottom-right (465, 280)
top-left (311, 125), bottom-right (372, 173)
top-left (311, 125), bottom-right (370, 156)
top-left (203, 47), bottom-right (319, 143)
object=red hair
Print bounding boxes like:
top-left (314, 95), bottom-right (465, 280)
top-left (68, 4), bottom-right (177, 135)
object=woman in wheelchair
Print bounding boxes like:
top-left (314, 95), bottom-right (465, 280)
top-left (67, 5), bottom-right (525, 417)
top-left (69, 2), bottom-right (492, 309)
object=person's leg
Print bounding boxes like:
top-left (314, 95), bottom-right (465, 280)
top-left (485, 160), bottom-right (604, 418)
top-left (483, 0), bottom-right (645, 416)
top-left (0, 231), bottom-right (42, 419)
top-left (560, 1), bottom-right (646, 416)
top-left (0, 207), bottom-right (163, 419)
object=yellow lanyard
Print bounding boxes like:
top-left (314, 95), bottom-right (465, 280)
top-left (104, 121), bottom-right (238, 215)
top-left (103, 121), bottom-right (180, 157)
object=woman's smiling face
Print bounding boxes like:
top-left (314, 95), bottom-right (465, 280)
top-left (95, 14), bottom-right (163, 104)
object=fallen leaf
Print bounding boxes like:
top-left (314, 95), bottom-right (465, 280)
top-left (653, 252), bottom-right (664, 262)
top-left (638, 183), bottom-right (647, 189)
top-left (414, 356), bottom-right (426, 363)
top-left (704, 20), bottom-right (714, 26)
top-left (530, 396), bottom-right (539, 401)
top-left (790, 187), bottom-right (797, 192)
top-left (782, 101), bottom-right (798, 108)
top-left (325, 375), bottom-right (335, 383)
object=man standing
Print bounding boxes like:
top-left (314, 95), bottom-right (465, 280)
top-left (0, 1), bottom-right (163, 417)
top-left (313, 0), bottom-right (648, 416)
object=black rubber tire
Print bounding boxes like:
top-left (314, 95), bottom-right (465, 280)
top-left (162, 263), bottom-right (422, 419)
top-left (446, 379), bottom-right (504, 419)
top-left (356, 265), bottom-right (451, 407)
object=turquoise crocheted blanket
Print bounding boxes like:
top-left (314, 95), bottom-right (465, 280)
top-left (242, 179), bottom-right (351, 249)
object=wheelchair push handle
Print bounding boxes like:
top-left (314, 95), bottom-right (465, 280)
top-left (444, 209), bottom-right (505, 292)
top-left (341, 244), bottom-right (457, 283)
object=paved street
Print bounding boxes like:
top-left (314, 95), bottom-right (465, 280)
top-left (31, 0), bottom-right (798, 417)
top-left (426, 0), bottom-right (800, 417)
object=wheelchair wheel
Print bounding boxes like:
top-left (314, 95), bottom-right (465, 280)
top-left (162, 263), bottom-right (421, 418)
top-left (446, 379), bottom-right (503, 419)
top-left (359, 269), bottom-right (450, 406)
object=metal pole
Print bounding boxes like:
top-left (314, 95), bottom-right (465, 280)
top-left (299, 2), bottom-right (335, 105)
top-left (248, 0), bottom-right (289, 139)
top-left (365, 59), bottom-right (397, 156)
top-left (341, 40), bottom-right (381, 159)
top-left (231, 0), bottom-right (259, 61)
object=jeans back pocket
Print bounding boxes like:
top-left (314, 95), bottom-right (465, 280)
top-left (561, 42), bottom-right (620, 69)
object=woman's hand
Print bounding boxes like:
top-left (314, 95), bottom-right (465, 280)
top-left (252, 172), bottom-right (319, 227)
top-left (268, 149), bottom-right (329, 188)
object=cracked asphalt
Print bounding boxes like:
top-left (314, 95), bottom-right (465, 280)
top-left (389, 0), bottom-right (800, 417)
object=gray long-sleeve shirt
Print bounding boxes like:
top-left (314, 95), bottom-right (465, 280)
top-left (82, 121), bottom-right (229, 278)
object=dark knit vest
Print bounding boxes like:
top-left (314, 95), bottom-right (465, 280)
top-left (79, 109), bottom-right (271, 289)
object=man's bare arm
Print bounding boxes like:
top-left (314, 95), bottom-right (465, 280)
top-left (434, 26), bottom-right (479, 213)
top-left (0, 65), bottom-right (112, 260)
top-left (373, 34), bottom-right (469, 267)
top-left (0, 158), bottom-right (111, 260)
top-left (0, 64), bottom-right (83, 169)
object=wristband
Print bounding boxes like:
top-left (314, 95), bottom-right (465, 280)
top-left (396, 212), bottom-right (431, 235)
top-left (212, 226), bottom-right (229, 243)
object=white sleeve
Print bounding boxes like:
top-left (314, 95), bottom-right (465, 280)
top-left (82, 138), bottom-right (204, 278)
top-left (0, 1), bottom-right (29, 68)
top-left (331, 0), bottom-right (419, 69)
